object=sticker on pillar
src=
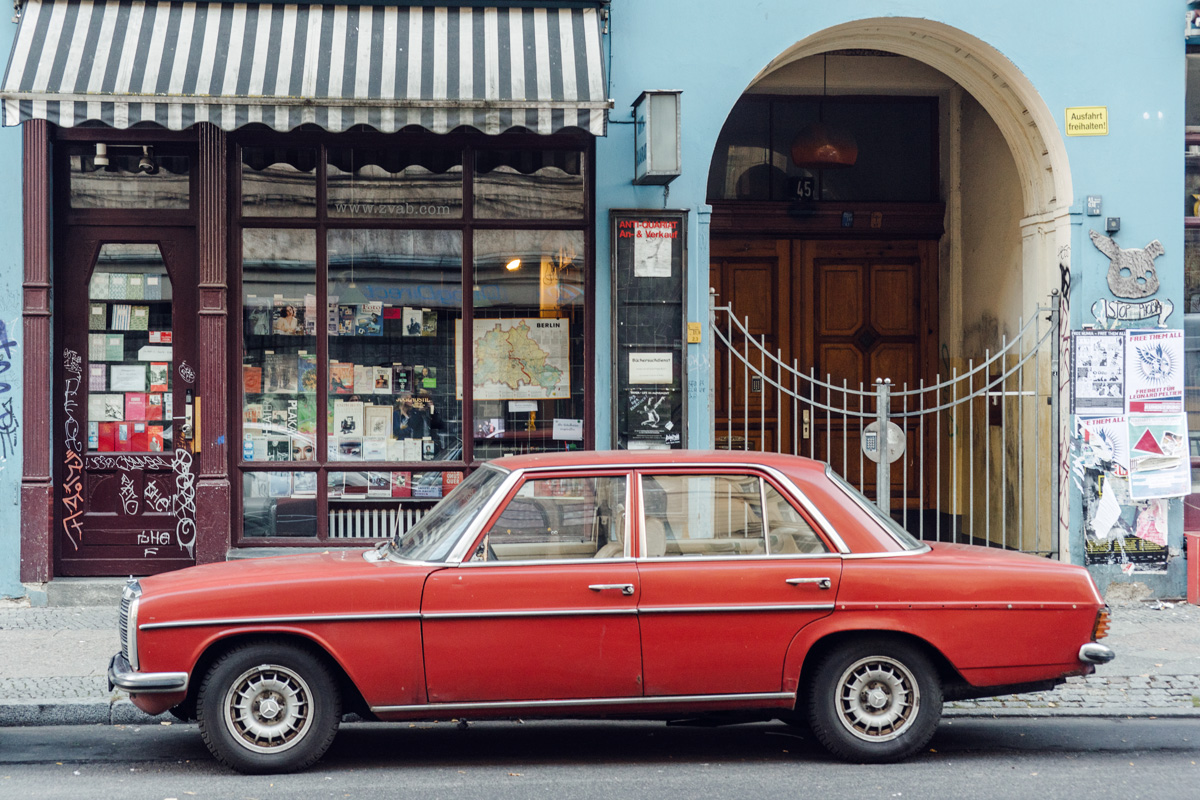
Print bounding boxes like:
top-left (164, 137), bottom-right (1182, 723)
top-left (1088, 230), bottom-right (1173, 328)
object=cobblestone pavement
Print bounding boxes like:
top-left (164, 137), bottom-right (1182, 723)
top-left (2, 598), bottom-right (1199, 724)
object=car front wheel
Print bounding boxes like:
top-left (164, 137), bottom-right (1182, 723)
top-left (196, 641), bottom-right (342, 774)
top-left (806, 637), bottom-right (942, 763)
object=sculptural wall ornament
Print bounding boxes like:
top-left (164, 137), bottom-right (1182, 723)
top-left (1088, 229), bottom-right (1164, 299)
top-left (1087, 229), bottom-right (1173, 328)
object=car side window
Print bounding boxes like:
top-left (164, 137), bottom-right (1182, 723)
top-left (476, 475), bottom-right (627, 561)
top-left (641, 473), bottom-right (766, 557)
top-left (764, 483), bottom-right (829, 554)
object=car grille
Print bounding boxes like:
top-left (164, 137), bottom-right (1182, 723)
top-left (119, 580), bottom-right (142, 667)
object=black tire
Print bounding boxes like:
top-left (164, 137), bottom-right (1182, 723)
top-left (806, 637), bottom-right (942, 763)
top-left (196, 641), bottom-right (342, 774)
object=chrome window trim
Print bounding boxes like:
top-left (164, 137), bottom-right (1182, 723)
top-left (638, 603), bottom-right (835, 614)
top-left (445, 470), bottom-right (633, 565)
top-left (840, 548), bottom-right (930, 559)
top-left (455, 556), bottom-right (638, 568)
top-left (371, 691), bottom-right (796, 714)
top-left (632, 465), bottom-right (848, 558)
top-left (139, 612), bottom-right (422, 631)
top-left (760, 476), bottom-right (771, 555)
top-left (824, 464), bottom-right (927, 553)
top-left (635, 553), bottom-right (841, 564)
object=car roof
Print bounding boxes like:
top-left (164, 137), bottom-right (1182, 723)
top-left (491, 449), bottom-right (829, 476)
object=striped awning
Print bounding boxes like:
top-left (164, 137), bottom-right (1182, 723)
top-left (1, 1), bottom-right (610, 134)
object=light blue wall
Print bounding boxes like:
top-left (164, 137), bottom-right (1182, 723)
top-left (0, 18), bottom-right (24, 598)
top-left (594, 1), bottom-right (1186, 588)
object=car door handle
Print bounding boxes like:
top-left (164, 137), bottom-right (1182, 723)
top-left (786, 577), bottom-right (832, 590)
top-left (589, 583), bottom-right (635, 596)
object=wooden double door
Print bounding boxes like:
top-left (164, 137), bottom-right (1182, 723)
top-left (710, 238), bottom-right (938, 505)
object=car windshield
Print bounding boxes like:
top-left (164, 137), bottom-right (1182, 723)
top-left (826, 468), bottom-right (924, 551)
top-left (389, 465), bottom-right (510, 562)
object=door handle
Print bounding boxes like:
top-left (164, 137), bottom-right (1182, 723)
top-left (786, 577), bottom-right (832, 590)
top-left (589, 583), bottom-right (635, 596)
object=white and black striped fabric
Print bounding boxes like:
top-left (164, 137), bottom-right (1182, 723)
top-left (1, 1), bottom-right (609, 134)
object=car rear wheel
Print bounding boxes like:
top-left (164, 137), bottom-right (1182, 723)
top-left (196, 641), bottom-right (341, 774)
top-left (806, 637), bottom-right (942, 763)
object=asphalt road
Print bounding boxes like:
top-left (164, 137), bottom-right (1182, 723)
top-left (1, 717), bottom-right (1198, 799)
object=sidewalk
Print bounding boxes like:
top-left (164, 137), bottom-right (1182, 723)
top-left (1, 594), bottom-right (1199, 726)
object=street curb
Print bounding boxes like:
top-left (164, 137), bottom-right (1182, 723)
top-left (0, 699), bottom-right (170, 727)
top-left (944, 706), bottom-right (1200, 718)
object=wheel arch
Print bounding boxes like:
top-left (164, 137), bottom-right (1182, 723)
top-left (171, 631), bottom-right (371, 722)
top-left (784, 622), bottom-right (964, 707)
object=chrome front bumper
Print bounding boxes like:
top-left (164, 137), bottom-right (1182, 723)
top-left (107, 653), bottom-right (189, 694)
top-left (1078, 642), bottom-right (1116, 665)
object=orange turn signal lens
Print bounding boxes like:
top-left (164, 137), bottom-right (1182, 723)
top-left (1093, 607), bottom-right (1111, 640)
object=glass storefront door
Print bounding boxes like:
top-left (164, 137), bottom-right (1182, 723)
top-left (55, 229), bottom-right (198, 576)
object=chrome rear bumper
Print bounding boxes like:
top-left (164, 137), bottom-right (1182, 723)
top-left (1078, 642), bottom-right (1116, 665)
top-left (107, 653), bottom-right (189, 694)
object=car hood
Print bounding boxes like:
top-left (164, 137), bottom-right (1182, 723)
top-left (136, 549), bottom-right (436, 624)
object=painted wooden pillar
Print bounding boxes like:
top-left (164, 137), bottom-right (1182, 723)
top-left (195, 123), bottom-right (230, 565)
top-left (20, 120), bottom-right (51, 583)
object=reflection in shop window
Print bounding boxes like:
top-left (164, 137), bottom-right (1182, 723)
top-left (241, 147), bottom-right (318, 217)
top-left (87, 244), bottom-right (175, 452)
top-left (473, 230), bottom-right (585, 456)
top-left (326, 229), bottom-right (464, 465)
top-left (327, 147), bottom-right (463, 218)
top-left (474, 149), bottom-right (585, 219)
top-left (69, 146), bottom-right (190, 209)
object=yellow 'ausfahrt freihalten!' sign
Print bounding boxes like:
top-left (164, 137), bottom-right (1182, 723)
top-left (1065, 106), bottom-right (1108, 136)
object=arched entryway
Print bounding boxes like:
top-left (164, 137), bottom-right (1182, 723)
top-left (707, 19), bottom-right (1071, 556)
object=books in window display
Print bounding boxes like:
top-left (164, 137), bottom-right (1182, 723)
top-left (330, 362), bottom-right (354, 394)
top-left (87, 421), bottom-right (99, 450)
top-left (363, 437), bottom-right (387, 461)
top-left (338, 305), bottom-right (356, 336)
top-left (338, 437), bottom-right (363, 461)
top-left (272, 297), bottom-right (305, 336)
top-left (105, 334), bottom-right (125, 362)
top-left (246, 436), bottom-right (269, 461)
top-left (412, 472), bottom-right (443, 499)
top-left (148, 424), bottom-right (165, 452)
top-left (88, 393), bottom-right (124, 422)
top-left (89, 304), bottom-right (107, 331)
top-left (144, 275), bottom-right (163, 301)
top-left (89, 273), bottom-right (109, 300)
top-left (246, 471), bottom-right (270, 499)
top-left (264, 352), bottom-right (299, 393)
top-left (352, 365), bottom-right (373, 395)
top-left (149, 362), bottom-right (169, 393)
top-left (390, 471), bottom-right (411, 498)
top-left (146, 394), bottom-right (164, 421)
top-left (367, 471), bottom-right (391, 497)
top-left (372, 366), bottom-right (392, 394)
top-left (125, 393), bottom-right (147, 421)
top-left (364, 404), bottom-right (392, 438)
top-left (108, 274), bottom-right (128, 300)
top-left (304, 294), bottom-right (318, 336)
top-left (333, 400), bottom-right (364, 437)
top-left (127, 274), bottom-right (145, 301)
top-left (355, 302), bottom-right (383, 336)
top-left (327, 296), bottom-right (340, 336)
top-left (245, 297), bottom-right (272, 336)
top-left (130, 306), bottom-right (150, 331)
top-left (392, 364), bottom-right (413, 393)
top-left (88, 364), bottom-right (106, 392)
top-left (327, 472), bottom-right (344, 498)
top-left (298, 352), bottom-right (318, 393)
top-left (296, 395), bottom-right (317, 434)
top-left (266, 437), bottom-right (291, 461)
top-left (243, 364), bottom-right (263, 395)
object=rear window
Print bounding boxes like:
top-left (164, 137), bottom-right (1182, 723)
top-left (826, 468), bottom-right (925, 552)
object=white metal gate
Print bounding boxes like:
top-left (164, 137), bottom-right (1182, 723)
top-left (711, 291), bottom-right (1061, 555)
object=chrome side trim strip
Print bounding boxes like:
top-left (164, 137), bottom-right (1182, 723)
top-left (139, 612), bottom-right (422, 631)
top-left (639, 603), bottom-right (834, 614)
top-left (370, 691), bottom-right (796, 715)
top-left (840, 548), bottom-right (930, 560)
top-left (424, 608), bottom-right (637, 620)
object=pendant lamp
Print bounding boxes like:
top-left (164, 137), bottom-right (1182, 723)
top-left (790, 54), bottom-right (858, 169)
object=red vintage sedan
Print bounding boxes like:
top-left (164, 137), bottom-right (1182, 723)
top-left (109, 451), bottom-right (1113, 773)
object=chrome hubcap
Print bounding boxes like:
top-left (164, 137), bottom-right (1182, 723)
top-left (222, 664), bottom-right (313, 754)
top-left (835, 655), bottom-right (920, 742)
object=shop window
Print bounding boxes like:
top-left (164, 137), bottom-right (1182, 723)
top-left (472, 230), bottom-right (586, 457)
top-left (86, 244), bottom-right (174, 452)
top-left (241, 229), bottom-right (318, 536)
top-left (328, 147), bottom-right (463, 218)
top-left (69, 145), bottom-right (190, 209)
top-left (474, 149), bottom-right (585, 219)
top-left (241, 147), bottom-right (318, 217)
top-left (326, 228), bottom-right (464, 467)
top-left (707, 96), bottom-right (937, 203)
top-left (236, 137), bottom-right (591, 543)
